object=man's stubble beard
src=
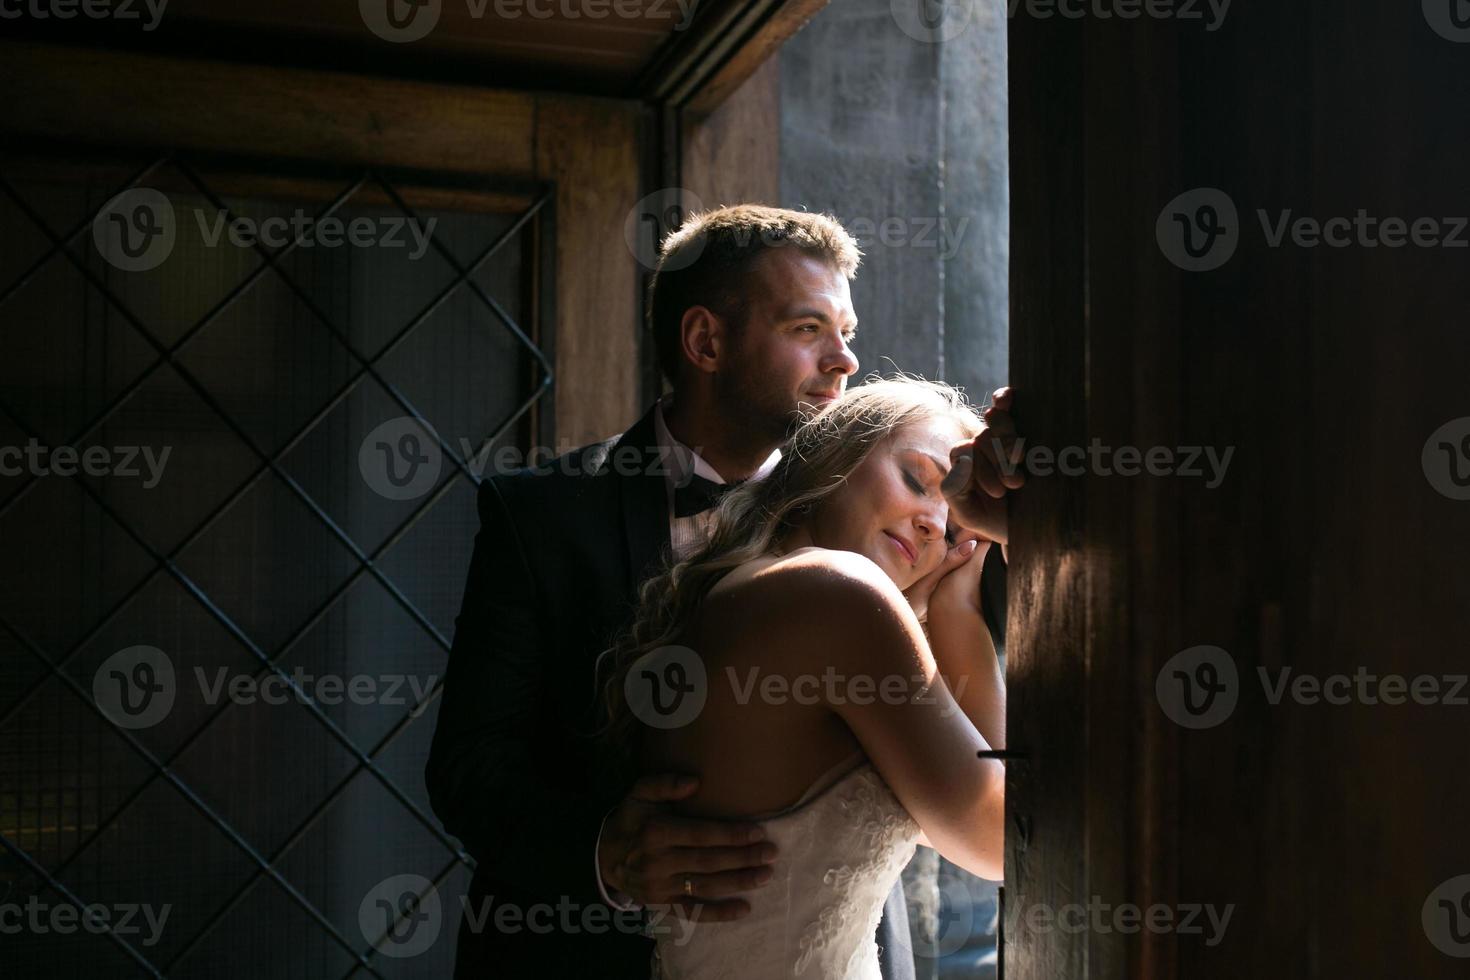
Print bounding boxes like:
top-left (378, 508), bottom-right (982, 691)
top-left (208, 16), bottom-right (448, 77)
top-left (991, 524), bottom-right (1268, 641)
top-left (713, 360), bottom-right (803, 453)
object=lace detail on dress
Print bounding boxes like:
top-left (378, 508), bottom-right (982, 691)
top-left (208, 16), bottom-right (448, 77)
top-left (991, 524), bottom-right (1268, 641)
top-left (653, 762), bottom-right (918, 980)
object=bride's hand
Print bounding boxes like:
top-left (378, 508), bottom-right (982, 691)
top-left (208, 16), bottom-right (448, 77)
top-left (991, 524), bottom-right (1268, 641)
top-left (927, 535), bottom-right (990, 623)
top-left (904, 535), bottom-right (984, 623)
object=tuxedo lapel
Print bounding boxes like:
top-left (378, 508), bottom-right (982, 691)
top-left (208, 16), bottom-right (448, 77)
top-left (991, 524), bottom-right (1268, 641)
top-left (612, 405), bottom-right (671, 591)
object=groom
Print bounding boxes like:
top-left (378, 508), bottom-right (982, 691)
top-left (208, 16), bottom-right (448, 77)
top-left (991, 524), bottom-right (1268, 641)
top-left (426, 205), bottom-right (1017, 979)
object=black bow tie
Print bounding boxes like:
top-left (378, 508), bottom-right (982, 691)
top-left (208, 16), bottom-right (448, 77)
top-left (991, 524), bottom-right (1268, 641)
top-left (673, 474), bottom-right (743, 518)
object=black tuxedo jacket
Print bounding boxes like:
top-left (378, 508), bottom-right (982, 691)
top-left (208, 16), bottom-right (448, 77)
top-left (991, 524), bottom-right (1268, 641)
top-left (426, 405), bottom-right (916, 980)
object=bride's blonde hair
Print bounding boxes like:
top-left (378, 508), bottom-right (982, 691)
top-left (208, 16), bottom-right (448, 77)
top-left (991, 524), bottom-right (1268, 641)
top-left (597, 374), bottom-right (983, 785)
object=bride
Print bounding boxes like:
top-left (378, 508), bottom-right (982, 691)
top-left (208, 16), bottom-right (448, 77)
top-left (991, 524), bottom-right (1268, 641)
top-left (600, 376), bottom-right (1007, 979)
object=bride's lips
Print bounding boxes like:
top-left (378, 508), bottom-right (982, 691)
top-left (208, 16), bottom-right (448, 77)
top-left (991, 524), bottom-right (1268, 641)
top-left (883, 530), bottom-right (917, 565)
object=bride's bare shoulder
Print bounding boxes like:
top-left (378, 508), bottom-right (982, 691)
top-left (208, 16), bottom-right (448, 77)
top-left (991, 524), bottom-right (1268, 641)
top-left (715, 547), bottom-right (907, 617)
top-left (705, 549), bottom-right (922, 676)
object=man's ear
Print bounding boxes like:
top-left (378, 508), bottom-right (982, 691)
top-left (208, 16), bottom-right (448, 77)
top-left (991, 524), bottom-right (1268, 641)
top-left (678, 306), bottom-right (725, 376)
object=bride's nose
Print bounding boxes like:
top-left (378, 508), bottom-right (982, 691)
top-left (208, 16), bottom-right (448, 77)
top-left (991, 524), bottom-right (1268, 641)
top-left (913, 503), bottom-right (946, 542)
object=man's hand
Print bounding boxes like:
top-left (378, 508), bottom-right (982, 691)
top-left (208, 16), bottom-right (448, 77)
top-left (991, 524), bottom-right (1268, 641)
top-left (943, 386), bottom-right (1025, 546)
top-left (598, 773), bottom-right (778, 920)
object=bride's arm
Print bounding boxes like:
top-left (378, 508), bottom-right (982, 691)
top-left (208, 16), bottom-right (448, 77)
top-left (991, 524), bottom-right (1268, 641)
top-left (774, 551), bottom-right (1005, 879)
top-left (925, 541), bottom-right (1005, 752)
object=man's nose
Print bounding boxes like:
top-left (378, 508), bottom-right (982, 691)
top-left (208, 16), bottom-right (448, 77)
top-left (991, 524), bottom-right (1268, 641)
top-left (822, 338), bottom-right (859, 377)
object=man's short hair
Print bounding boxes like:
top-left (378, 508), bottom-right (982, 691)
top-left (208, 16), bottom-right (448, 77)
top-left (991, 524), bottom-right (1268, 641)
top-left (647, 205), bottom-right (862, 383)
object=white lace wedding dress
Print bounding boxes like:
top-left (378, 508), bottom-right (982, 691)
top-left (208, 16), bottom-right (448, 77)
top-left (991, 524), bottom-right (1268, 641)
top-left (651, 754), bottom-right (919, 979)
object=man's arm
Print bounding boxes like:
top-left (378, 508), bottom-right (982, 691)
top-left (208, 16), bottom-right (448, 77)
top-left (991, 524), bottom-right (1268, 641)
top-left (429, 473), bottom-right (781, 917)
top-left (425, 475), bottom-right (604, 903)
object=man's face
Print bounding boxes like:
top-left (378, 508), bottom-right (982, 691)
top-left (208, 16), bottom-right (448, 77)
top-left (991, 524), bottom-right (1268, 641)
top-left (714, 249), bottom-right (860, 444)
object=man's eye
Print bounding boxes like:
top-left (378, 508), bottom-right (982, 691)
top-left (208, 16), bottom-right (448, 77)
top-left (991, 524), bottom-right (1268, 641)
top-left (799, 323), bottom-right (819, 333)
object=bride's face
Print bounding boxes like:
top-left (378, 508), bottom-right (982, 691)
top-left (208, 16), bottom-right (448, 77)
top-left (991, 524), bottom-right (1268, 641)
top-left (806, 415), bottom-right (967, 590)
